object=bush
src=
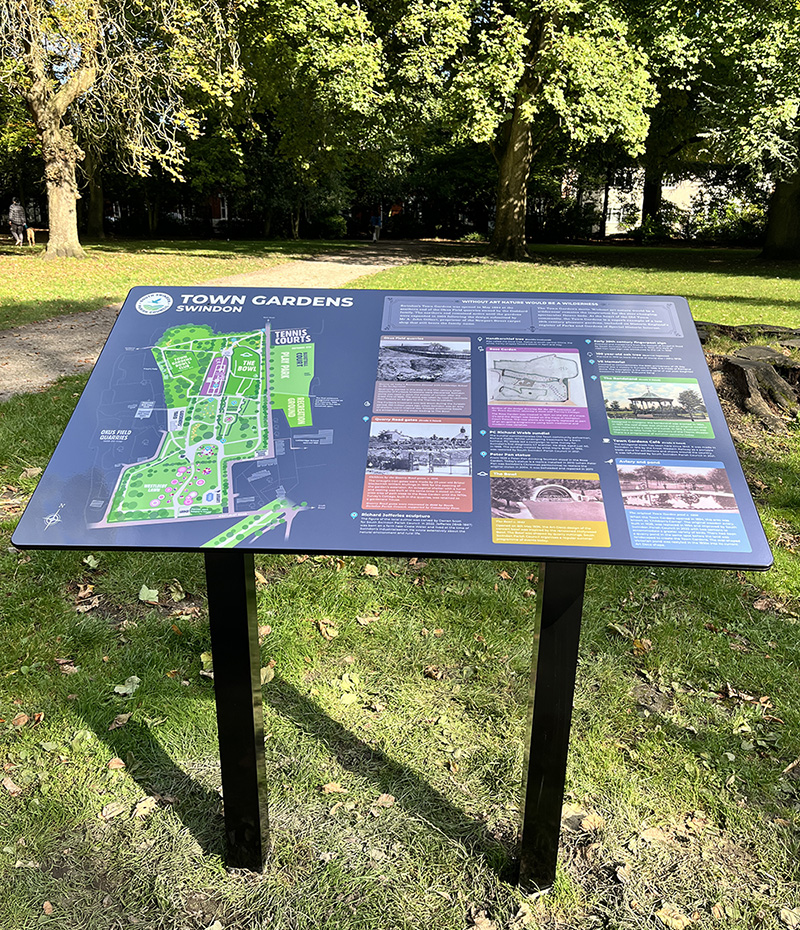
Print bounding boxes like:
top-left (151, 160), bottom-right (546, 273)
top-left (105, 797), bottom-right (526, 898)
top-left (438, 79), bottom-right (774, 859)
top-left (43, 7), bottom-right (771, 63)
top-left (688, 196), bottom-right (766, 245)
top-left (317, 214), bottom-right (347, 239)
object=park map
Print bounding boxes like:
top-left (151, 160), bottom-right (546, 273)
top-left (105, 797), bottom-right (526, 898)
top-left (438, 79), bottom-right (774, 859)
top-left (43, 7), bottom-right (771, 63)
top-left (96, 323), bottom-right (313, 548)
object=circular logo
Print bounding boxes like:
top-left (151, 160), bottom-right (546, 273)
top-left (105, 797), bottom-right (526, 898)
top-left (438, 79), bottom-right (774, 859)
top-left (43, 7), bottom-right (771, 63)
top-left (136, 292), bottom-right (173, 315)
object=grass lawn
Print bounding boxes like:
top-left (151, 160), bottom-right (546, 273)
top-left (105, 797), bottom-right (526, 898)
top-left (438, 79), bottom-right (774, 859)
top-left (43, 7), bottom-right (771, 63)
top-left (354, 243), bottom-right (800, 329)
top-left (1, 248), bottom-right (799, 929)
top-left (0, 239), bottom-right (363, 331)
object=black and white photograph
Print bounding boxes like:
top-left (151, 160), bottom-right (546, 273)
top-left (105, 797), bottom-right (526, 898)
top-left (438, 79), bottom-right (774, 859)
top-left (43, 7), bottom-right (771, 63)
top-left (366, 419), bottom-right (472, 476)
top-left (490, 474), bottom-right (606, 521)
top-left (376, 336), bottom-right (471, 384)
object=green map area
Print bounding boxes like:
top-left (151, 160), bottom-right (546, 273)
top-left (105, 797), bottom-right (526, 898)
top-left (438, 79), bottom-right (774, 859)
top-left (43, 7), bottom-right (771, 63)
top-left (98, 324), bottom-right (314, 534)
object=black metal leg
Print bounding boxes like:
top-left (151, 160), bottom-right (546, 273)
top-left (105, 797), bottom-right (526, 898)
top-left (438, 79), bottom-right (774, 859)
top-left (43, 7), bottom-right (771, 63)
top-left (204, 550), bottom-right (270, 871)
top-left (517, 560), bottom-right (587, 891)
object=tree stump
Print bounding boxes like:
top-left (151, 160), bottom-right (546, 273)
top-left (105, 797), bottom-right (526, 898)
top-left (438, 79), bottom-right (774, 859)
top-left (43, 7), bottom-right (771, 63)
top-left (698, 321), bottom-right (800, 429)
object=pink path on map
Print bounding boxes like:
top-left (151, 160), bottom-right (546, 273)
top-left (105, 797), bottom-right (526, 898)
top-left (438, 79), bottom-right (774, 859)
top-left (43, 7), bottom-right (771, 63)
top-left (200, 357), bottom-right (229, 396)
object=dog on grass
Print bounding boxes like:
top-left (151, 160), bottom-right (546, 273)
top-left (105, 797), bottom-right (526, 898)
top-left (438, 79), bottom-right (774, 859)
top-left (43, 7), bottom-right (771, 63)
top-left (25, 226), bottom-right (36, 246)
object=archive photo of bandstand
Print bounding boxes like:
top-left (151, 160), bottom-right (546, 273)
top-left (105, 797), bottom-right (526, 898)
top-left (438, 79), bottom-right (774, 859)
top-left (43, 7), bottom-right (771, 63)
top-left (602, 380), bottom-right (710, 422)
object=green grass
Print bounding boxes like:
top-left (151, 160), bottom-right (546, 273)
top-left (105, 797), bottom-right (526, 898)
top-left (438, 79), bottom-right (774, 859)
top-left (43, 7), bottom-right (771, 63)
top-left (0, 239), bottom-right (364, 331)
top-left (352, 243), bottom-right (800, 328)
top-left (2, 247), bottom-right (800, 928)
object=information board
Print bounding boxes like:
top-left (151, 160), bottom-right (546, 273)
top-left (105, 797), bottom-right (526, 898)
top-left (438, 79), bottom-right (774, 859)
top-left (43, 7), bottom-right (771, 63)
top-left (13, 287), bottom-right (772, 569)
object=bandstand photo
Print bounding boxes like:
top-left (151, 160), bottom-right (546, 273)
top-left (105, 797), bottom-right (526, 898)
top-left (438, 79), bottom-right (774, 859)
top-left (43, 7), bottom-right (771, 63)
top-left (601, 378), bottom-right (710, 422)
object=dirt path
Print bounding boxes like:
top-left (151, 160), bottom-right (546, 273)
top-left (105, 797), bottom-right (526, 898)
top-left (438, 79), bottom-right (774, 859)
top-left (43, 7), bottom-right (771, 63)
top-left (0, 241), bottom-right (424, 403)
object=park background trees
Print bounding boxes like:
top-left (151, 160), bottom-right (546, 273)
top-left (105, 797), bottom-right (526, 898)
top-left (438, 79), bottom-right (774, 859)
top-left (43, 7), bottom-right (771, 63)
top-left (2, 0), bottom-right (799, 258)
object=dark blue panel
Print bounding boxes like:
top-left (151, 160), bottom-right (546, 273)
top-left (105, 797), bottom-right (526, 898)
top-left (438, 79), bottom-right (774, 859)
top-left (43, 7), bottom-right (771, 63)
top-left (12, 287), bottom-right (772, 569)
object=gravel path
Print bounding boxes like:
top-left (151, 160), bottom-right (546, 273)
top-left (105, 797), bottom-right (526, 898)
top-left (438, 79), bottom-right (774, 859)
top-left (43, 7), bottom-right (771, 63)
top-left (0, 241), bottom-right (423, 403)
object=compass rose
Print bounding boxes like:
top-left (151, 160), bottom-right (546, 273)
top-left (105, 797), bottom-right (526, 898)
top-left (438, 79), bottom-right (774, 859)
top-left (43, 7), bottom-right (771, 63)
top-left (43, 503), bottom-right (65, 531)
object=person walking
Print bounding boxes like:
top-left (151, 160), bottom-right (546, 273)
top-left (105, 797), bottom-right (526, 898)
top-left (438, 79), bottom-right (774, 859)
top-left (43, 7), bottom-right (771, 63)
top-left (370, 210), bottom-right (382, 242)
top-left (8, 198), bottom-right (26, 245)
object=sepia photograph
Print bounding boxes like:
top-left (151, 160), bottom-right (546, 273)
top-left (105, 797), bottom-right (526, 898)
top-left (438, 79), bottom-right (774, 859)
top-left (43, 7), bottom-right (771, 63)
top-left (617, 462), bottom-right (737, 510)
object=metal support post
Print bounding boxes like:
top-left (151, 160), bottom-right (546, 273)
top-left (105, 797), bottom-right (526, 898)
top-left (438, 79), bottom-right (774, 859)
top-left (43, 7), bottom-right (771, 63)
top-left (204, 549), bottom-right (270, 871)
top-left (517, 560), bottom-right (587, 891)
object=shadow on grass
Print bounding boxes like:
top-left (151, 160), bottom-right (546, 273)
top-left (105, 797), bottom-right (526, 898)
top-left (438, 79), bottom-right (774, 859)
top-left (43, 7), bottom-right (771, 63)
top-left (0, 298), bottom-right (121, 332)
top-left (91, 718), bottom-right (227, 859)
top-left (80, 674), bottom-right (518, 879)
top-left (266, 676), bottom-right (518, 879)
top-left (526, 244), bottom-right (800, 280)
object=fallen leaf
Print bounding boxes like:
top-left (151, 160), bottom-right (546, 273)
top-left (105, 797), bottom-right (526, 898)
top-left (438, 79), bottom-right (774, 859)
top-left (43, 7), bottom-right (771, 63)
top-left (615, 861), bottom-right (633, 884)
top-left (374, 793), bottom-right (395, 808)
top-left (75, 595), bottom-right (102, 613)
top-left (508, 903), bottom-right (535, 929)
top-left (107, 757), bottom-right (126, 770)
top-left (11, 713), bottom-right (29, 727)
top-left (640, 826), bottom-right (677, 847)
top-left (471, 913), bottom-right (497, 930)
top-left (108, 712), bottom-right (133, 732)
top-left (317, 619), bottom-right (339, 641)
top-left (362, 563), bottom-right (380, 577)
top-left (254, 569), bottom-right (268, 585)
top-left (200, 651), bottom-right (213, 671)
top-left (133, 796), bottom-right (158, 818)
top-left (633, 638), bottom-right (652, 655)
top-left (113, 676), bottom-right (141, 696)
top-left (356, 615), bottom-right (377, 626)
top-left (42, 902), bottom-right (54, 915)
top-left (2, 777), bottom-right (22, 797)
top-left (781, 908), bottom-right (800, 928)
top-left (83, 554), bottom-right (100, 569)
top-left (608, 622), bottom-right (634, 639)
top-left (711, 904), bottom-right (724, 920)
top-left (56, 658), bottom-right (79, 674)
top-left (321, 782), bottom-right (348, 794)
top-left (138, 584), bottom-right (159, 604)
top-left (498, 570), bottom-right (512, 580)
top-left (167, 580), bottom-right (186, 602)
top-left (21, 467), bottom-right (43, 479)
top-left (423, 665), bottom-right (444, 680)
top-left (100, 801), bottom-right (127, 820)
top-left (656, 904), bottom-right (695, 930)
top-left (260, 663), bottom-right (275, 684)
top-left (581, 812), bottom-right (606, 832)
top-left (258, 624), bottom-right (272, 641)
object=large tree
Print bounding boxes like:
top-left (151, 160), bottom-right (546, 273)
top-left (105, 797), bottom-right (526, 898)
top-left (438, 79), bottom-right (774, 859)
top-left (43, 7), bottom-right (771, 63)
top-left (430, 0), bottom-right (656, 258)
top-left (237, 0), bottom-right (384, 236)
top-left (0, 0), bottom-right (240, 257)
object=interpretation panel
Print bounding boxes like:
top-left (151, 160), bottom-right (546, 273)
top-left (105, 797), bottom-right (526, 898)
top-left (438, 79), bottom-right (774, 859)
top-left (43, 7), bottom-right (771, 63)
top-left (13, 287), bottom-right (771, 569)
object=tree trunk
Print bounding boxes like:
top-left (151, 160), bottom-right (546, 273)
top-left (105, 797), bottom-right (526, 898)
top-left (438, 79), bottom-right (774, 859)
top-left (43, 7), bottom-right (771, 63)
top-left (761, 172), bottom-right (800, 260)
top-left (41, 123), bottom-right (86, 259)
top-left (491, 95), bottom-right (533, 260)
top-left (599, 167), bottom-right (612, 239)
top-left (146, 197), bottom-right (159, 235)
top-left (641, 164), bottom-right (663, 224)
top-left (84, 149), bottom-right (105, 240)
